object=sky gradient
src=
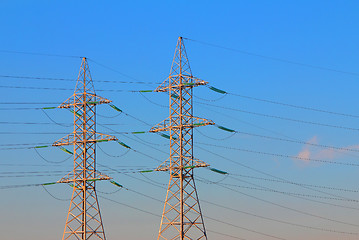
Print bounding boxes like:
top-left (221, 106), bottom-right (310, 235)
top-left (1, 1), bottom-right (359, 240)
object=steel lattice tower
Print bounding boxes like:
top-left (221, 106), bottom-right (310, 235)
top-left (150, 37), bottom-right (214, 240)
top-left (53, 57), bottom-right (117, 240)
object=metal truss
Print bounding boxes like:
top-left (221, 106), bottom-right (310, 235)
top-left (150, 37), bottom-right (214, 240)
top-left (53, 58), bottom-right (117, 240)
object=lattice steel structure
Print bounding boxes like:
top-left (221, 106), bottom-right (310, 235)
top-left (53, 57), bottom-right (117, 240)
top-left (150, 37), bottom-right (214, 240)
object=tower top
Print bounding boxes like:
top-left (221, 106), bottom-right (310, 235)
top-left (74, 57), bottom-right (95, 94)
top-left (58, 58), bottom-right (111, 109)
top-left (155, 37), bottom-right (207, 92)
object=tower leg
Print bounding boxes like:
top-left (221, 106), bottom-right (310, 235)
top-left (63, 182), bottom-right (106, 240)
top-left (158, 172), bottom-right (207, 240)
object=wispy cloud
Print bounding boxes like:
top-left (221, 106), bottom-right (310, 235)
top-left (295, 136), bottom-right (318, 166)
top-left (295, 136), bottom-right (358, 167)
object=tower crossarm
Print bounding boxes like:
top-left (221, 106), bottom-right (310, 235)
top-left (52, 133), bottom-right (74, 146)
top-left (57, 171), bottom-right (112, 184)
top-left (52, 133), bottom-right (117, 146)
top-left (150, 116), bottom-right (214, 133)
top-left (58, 93), bottom-right (112, 109)
top-left (155, 76), bottom-right (208, 92)
top-left (155, 157), bottom-right (209, 172)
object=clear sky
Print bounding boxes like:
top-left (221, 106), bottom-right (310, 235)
top-left (1, 1), bottom-right (359, 240)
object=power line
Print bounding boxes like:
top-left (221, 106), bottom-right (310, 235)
top-left (183, 37), bottom-right (359, 77)
top-left (197, 101), bottom-right (359, 131)
top-left (0, 142), bottom-right (52, 147)
top-left (0, 121), bottom-right (128, 126)
top-left (225, 91), bottom-right (359, 118)
top-left (237, 130), bottom-right (359, 153)
top-left (51, 101), bottom-right (359, 232)
top-left (99, 111), bottom-right (358, 202)
top-left (100, 195), bottom-right (162, 217)
top-left (0, 49), bottom-right (82, 58)
top-left (205, 215), bottom-right (288, 240)
top-left (87, 58), bottom-right (148, 83)
top-left (138, 92), bottom-right (167, 108)
top-left (99, 177), bottom-right (290, 240)
top-left (198, 176), bottom-right (359, 227)
top-left (100, 140), bottom-right (359, 231)
top-left (99, 164), bottom-right (166, 189)
top-left (97, 112), bottom-right (122, 119)
top-left (201, 200), bottom-right (357, 235)
top-left (223, 176), bottom-right (358, 203)
top-left (201, 104), bottom-right (359, 160)
top-left (42, 185), bottom-right (70, 201)
top-left (207, 230), bottom-right (248, 240)
top-left (194, 92), bottom-right (227, 102)
top-left (196, 145), bottom-right (359, 206)
top-left (0, 74), bottom-right (160, 85)
top-left (0, 170), bottom-right (68, 175)
top-left (101, 160), bottom-right (359, 235)
top-left (131, 133), bottom-right (169, 147)
top-left (1, 165), bottom-right (356, 204)
top-left (0, 163), bottom-right (68, 167)
top-left (97, 144), bottom-right (131, 158)
top-left (0, 102), bottom-right (60, 105)
top-left (97, 128), bottom-right (162, 164)
top-left (0, 182), bottom-right (44, 190)
top-left (104, 194), bottom-right (251, 240)
top-left (0, 168), bottom-right (153, 178)
top-left (0, 122), bottom-right (70, 125)
top-left (106, 167), bottom-right (359, 236)
top-left (0, 85), bottom-right (147, 92)
top-left (40, 109), bottom-right (72, 127)
top-left (0, 173), bottom-right (65, 178)
top-left (0, 163), bottom-right (145, 168)
top-left (33, 147), bottom-right (72, 164)
top-left (228, 173), bottom-right (359, 193)
top-left (0, 130), bottom-right (142, 135)
top-left (199, 177), bottom-right (359, 212)
top-left (197, 142), bottom-right (359, 167)
top-left (9, 169), bottom-right (350, 238)
top-left (198, 125), bottom-right (359, 156)
top-left (222, 129), bottom-right (359, 154)
top-left (195, 128), bottom-right (237, 141)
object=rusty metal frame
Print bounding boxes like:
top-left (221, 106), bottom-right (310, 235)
top-left (53, 58), bottom-right (117, 240)
top-left (150, 37), bottom-right (214, 240)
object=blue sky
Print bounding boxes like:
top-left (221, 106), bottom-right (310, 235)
top-left (1, 1), bottom-right (359, 240)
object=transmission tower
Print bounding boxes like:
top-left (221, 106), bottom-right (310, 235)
top-left (150, 37), bottom-right (214, 240)
top-left (53, 57), bottom-right (117, 240)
